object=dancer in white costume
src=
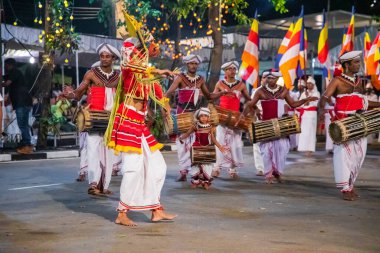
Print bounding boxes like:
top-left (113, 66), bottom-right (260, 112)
top-left (165, 55), bottom-right (220, 182)
top-left (211, 61), bottom-right (251, 178)
top-left (297, 76), bottom-right (320, 155)
top-left (240, 70), bottom-right (318, 183)
top-left (319, 51), bottom-right (380, 201)
top-left (61, 43), bottom-right (121, 195)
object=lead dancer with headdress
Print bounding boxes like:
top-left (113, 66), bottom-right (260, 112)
top-left (105, 12), bottom-right (176, 226)
top-left (61, 43), bottom-right (121, 195)
top-left (319, 51), bottom-right (380, 201)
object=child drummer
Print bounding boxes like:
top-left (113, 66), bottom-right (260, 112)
top-left (179, 107), bottom-right (226, 189)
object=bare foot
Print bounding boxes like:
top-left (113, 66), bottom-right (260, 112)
top-left (76, 174), bottom-right (86, 182)
top-left (151, 209), bottom-right (177, 222)
top-left (266, 177), bottom-right (273, 184)
top-left (211, 170), bottom-right (220, 178)
top-left (352, 188), bottom-right (360, 198)
top-left (274, 174), bottom-right (284, 183)
top-left (103, 189), bottom-right (113, 195)
top-left (256, 171), bottom-right (264, 176)
top-left (342, 191), bottom-right (355, 201)
top-left (88, 187), bottom-right (103, 196)
top-left (203, 182), bottom-right (211, 190)
top-left (305, 151), bottom-right (313, 157)
top-left (175, 173), bottom-right (187, 182)
top-left (190, 183), bottom-right (197, 189)
top-left (115, 212), bottom-right (137, 227)
top-left (229, 173), bottom-right (238, 179)
top-left (112, 171), bottom-right (118, 176)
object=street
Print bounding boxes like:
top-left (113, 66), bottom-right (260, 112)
top-left (0, 147), bottom-right (379, 253)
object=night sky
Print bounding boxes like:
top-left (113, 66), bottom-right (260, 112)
top-left (2, 0), bottom-right (379, 37)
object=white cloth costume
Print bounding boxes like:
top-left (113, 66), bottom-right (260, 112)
top-left (251, 89), bottom-right (264, 174)
top-left (297, 81), bottom-right (320, 152)
top-left (324, 97), bottom-right (335, 151)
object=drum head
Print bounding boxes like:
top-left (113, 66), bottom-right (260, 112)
top-left (164, 115), bottom-right (174, 135)
top-left (329, 123), bottom-right (343, 144)
top-left (76, 111), bottom-right (85, 132)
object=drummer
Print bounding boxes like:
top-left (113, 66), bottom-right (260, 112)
top-left (164, 55), bottom-right (226, 182)
top-left (239, 69), bottom-right (318, 184)
top-left (60, 43), bottom-right (121, 195)
top-left (211, 60), bottom-right (251, 179)
top-left (318, 50), bottom-right (380, 201)
top-left (178, 107), bottom-right (225, 189)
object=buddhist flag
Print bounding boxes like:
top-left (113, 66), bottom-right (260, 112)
top-left (240, 10), bottom-right (259, 88)
top-left (366, 32), bottom-right (380, 76)
top-left (279, 6), bottom-right (304, 89)
top-left (297, 27), bottom-right (307, 77)
top-left (364, 30), bottom-right (372, 75)
top-left (275, 21), bottom-right (294, 69)
top-left (339, 6), bottom-right (355, 56)
top-left (318, 10), bottom-right (331, 79)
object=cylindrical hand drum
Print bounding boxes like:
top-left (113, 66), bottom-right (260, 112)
top-left (164, 112), bottom-right (194, 135)
top-left (252, 114), bottom-right (301, 143)
top-left (215, 105), bottom-right (253, 141)
top-left (191, 146), bottom-right (216, 164)
top-left (75, 108), bottom-right (110, 132)
top-left (329, 108), bottom-right (380, 144)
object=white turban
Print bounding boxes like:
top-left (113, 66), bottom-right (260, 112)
top-left (307, 76), bottom-right (316, 85)
top-left (183, 54), bottom-right (202, 64)
top-left (96, 43), bottom-right (121, 59)
top-left (194, 107), bottom-right (211, 120)
top-left (91, 61), bottom-right (101, 68)
top-left (221, 61), bottom-right (239, 70)
top-left (339, 50), bottom-right (362, 64)
top-left (262, 69), bottom-right (282, 78)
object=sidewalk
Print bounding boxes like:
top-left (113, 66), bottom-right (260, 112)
top-left (1, 141), bottom-right (379, 162)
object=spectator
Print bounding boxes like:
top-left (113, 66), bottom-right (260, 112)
top-left (2, 58), bottom-right (33, 154)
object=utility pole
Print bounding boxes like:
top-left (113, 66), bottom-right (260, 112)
top-left (36, 0), bottom-right (53, 148)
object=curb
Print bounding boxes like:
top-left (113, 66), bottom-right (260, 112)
top-left (0, 150), bottom-right (79, 162)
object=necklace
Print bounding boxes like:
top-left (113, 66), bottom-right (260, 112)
top-left (185, 73), bottom-right (200, 83)
top-left (97, 67), bottom-right (114, 79)
top-left (197, 122), bottom-right (211, 128)
top-left (222, 79), bottom-right (239, 88)
top-left (264, 84), bottom-right (280, 94)
top-left (341, 73), bottom-right (356, 84)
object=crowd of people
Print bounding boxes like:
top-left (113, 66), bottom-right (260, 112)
top-left (1, 12), bottom-right (380, 228)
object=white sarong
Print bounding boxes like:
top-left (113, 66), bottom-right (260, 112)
top-left (297, 110), bottom-right (318, 152)
top-left (253, 143), bottom-right (264, 173)
top-left (79, 132), bottom-right (88, 176)
top-left (87, 133), bottom-right (116, 191)
top-left (333, 137), bottom-right (367, 191)
top-left (324, 113), bottom-right (334, 151)
top-left (260, 138), bottom-right (290, 177)
top-left (215, 125), bottom-right (244, 172)
top-left (176, 133), bottom-right (195, 173)
top-left (118, 135), bottom-right (166, 211)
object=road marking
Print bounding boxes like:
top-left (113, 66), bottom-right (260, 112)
top-left (8, 183), bottom-right (63, 191)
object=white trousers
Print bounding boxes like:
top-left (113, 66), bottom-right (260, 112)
top-left (298, 111), bottom-right (317, 152)
top-left (118, 136), bottom-right (166, 211)
top-left (333, 137), bottom-right (367, 191)
top-left (176, 133), bottom-right (195, 173)
top-left (253, 143), bottom-right (264, 173)
top-left (260, 138), bottom-right (290, 178)
top-left (79, 132), bottom-right (88, 176)
top-left (215, 125), bottom-right (244, 171)
top-left (87, 133), bottom-right (115, 191)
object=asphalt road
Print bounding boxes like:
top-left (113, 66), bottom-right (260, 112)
top-left (0, 147), bottom-right (379, 253)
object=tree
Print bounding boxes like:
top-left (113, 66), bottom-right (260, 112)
top-left (36, 0), bottom-right (80, 148)
top-left (91, 0), bottom-right (288, 91)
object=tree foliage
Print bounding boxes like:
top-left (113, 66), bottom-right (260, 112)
top-left (44, 0), bottom-right (80, 56)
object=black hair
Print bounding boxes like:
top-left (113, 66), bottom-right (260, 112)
top-left (5, 58), bottom-right (16, 66)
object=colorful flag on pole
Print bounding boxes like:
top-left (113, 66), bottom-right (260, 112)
top-left (275, 22), bottom-right (294, 69)
top-left (240, 10), bottom-right (259, 88)
top-left (366, 32), bottom-right (380, 76)
top-left (297, 27), bottom-right (307, 78)
top-left (318, 10), bottom-right (331, 80)
top-left (279, 6), bottom-right (304, 89)
top-left (364, 30), bottom-right (372, 75)
top-left (339, 6), bottom-right (355, 56)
